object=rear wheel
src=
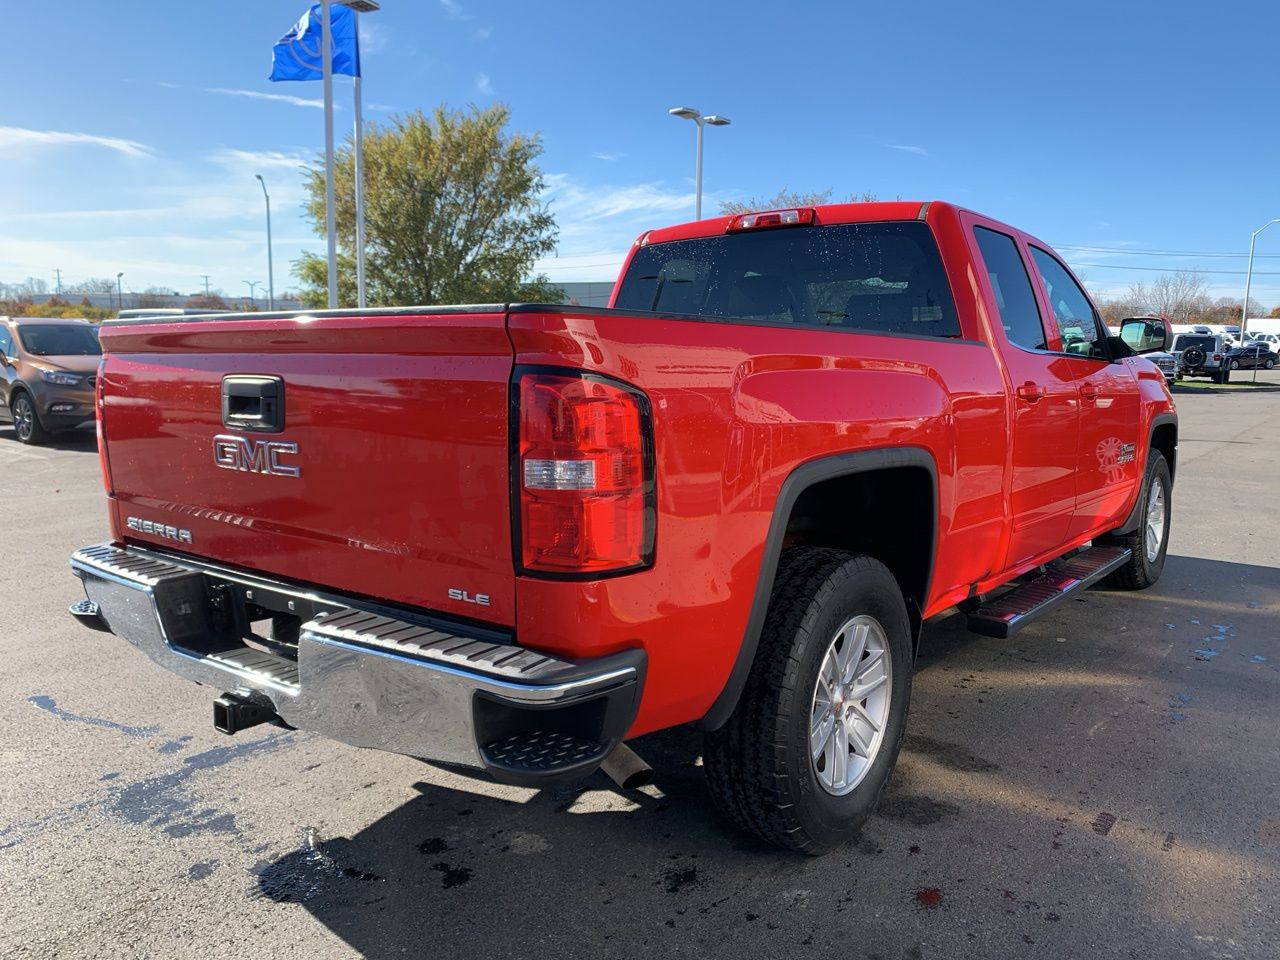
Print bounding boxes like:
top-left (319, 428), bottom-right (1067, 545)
top-left (703, 548), bottom-right (912, 853)
top-left (1102, 451), bottom-right (1171, 589)
top-left (11, 392), bottom-right (48, 445)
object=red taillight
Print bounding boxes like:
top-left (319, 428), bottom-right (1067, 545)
top-left (517, 371), bottom-right (654, 575)
top-left (1213, 353), bottom-right (1222, 361)
top-left (726, 207), bottom-right (816, 232)
top-left (95, 356), bottom-right (114, 496)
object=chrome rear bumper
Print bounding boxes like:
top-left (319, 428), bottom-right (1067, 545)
top-left (70, 543), bottom-right (643, 784)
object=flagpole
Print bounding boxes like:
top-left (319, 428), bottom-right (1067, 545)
top-left (354, 72), bottom-right (367, 309)
top-left (322, 0), bottom-right (338, 309)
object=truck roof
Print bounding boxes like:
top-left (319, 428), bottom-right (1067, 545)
top-left (640, 200), bottom-right (943, 246)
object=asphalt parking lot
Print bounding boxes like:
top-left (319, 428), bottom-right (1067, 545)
top-left (2, 379), bottom-right (1278, 960)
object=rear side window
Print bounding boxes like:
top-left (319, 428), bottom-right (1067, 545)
top-left (613, 221), bottom-right (962, 339)
top-left (972, 227), bottom-right (1046, 350)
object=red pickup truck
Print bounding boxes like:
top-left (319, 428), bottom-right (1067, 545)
top-left (68, 201), bottom-right (1176, 853)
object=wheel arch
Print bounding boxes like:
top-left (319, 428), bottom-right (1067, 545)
top-left (1111, 413), bottom-right (1178, 537)
top-left (698, 447), bottom-right (938, 731)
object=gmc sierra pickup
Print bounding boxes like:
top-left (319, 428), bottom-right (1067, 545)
top-left (68, 201), bottom-right (1177, 853)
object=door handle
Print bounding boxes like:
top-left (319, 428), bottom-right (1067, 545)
top-left (1079, 384), bottom-right (1100, 402)
top-left (1016, 382), bottom-right (1046, 402)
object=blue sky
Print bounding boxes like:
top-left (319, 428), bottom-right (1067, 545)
top-left (2, 0), bottom-right (1279, 306)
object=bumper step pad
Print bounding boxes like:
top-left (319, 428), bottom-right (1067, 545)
top-left (482, 730), bottom-right (607, 773)
top-left (966, 545), bottom-right (1131, 639)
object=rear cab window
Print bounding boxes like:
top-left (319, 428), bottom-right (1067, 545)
top-left (613, 220), bottom-right (963, 340)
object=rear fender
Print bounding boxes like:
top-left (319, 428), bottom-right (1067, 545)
top-left (698, 447), bottom-right (938, 731)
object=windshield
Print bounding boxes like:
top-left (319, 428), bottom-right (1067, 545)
top-left (16, 324), bottom-right (102, 357)
top-left (1174, 335), bottom-right (1215, 351)
top-left (613, 221), bottom-right (962, 339)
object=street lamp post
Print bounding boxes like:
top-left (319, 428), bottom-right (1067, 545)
top-left (668, 106), bottom-right (731, 220)
top-left (243, 280), bottom-right (261, 305)
top-left (116, 272), bottom-right (124, 312)
top-left (255, 174), bottom-right (275, 310)
top-left (1241, 218), bottom-right (1280, 384)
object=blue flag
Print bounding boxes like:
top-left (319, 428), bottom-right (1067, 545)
top-left (270, 4), bottom-right (360, 82)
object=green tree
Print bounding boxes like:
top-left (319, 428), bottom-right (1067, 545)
top-left (295, 104), bottom-right (561, 308)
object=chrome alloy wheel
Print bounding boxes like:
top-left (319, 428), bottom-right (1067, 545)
top-left (810, 614), bottom-right (892, 796)
top-left (1145, 476), bottom-right (1167, 563)
top-left (13, 396), bottom-right (34, 441)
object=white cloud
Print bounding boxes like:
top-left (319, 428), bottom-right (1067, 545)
top-left (886, 143), bottom-right (929, 156)
top-left (205, 87), bottom-right (327, 110)
top-left (359, 21), bottom-right (389, 54)
top-left (592, 152), bottom-right (625, 162)
top-left (474, 26), bottom-right (492, 40)
top-left (544, 174), bottom-right (693, 224)
top-left (476, 73), bottom-right (494, 95)
top-left (534, 174), bottom-right (703, 279)
top-left (0, 125), bottom-right (152, 159)
top-left (210, 149), bottom-right (311, 172)
top-left (440, 0), bottom-right (470, 20)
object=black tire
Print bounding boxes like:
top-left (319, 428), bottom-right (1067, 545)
top-left (703, 548), bottom-right (912, 854)
top-left (1230, 359), bottom-right (1240, 370)
top-left (1101, 451), bottom-right (1171, 589)
top-left (10, 391), bottom-right (49, 445)
top-left (1266, 359), bottom-right (1275, 370)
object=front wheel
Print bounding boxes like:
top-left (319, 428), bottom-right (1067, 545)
top-left (11, 393), bottom-right (49, 445)
top-left (1266, 359), bottom-right (1275, 370)
top-left (703, 549), bottom-right (912, 853)
top-left (1102, 451), bottom-right (1172, 589)
top-left (1230, 359), bottom-right (1241, 370)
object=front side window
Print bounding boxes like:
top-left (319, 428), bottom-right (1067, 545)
top-left (972, 227), bottom-right (1047, 350)
top-left (15, 324), bottom-right (102, 357)
top-left (1029, 248), bottom-right (1108, 360)
top-left (613, 221), bottom-right (962, 339)
top-left (0, 325), bottom-right (14, 358)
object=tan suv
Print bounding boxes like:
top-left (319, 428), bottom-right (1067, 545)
top-left (0, 317), bottom-right (101, 444)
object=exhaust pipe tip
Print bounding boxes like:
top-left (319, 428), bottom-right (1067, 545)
top-left (599, 741), bottom-right (653, 790)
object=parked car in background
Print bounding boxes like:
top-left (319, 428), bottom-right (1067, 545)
top-left (1171, 332), bottom-right (1231, 383)
top-left (0, 316), bottom-right (101, 444)
top-left (1246, 331), bottom-right (1280, 354)
top-left (1225, 342), bottom-right (1278, 370)
top-left (1146, 350), bottom-right (1179, 384)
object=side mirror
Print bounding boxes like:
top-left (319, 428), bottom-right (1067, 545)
top-left (1119, 316), bottom-right (1170, 354)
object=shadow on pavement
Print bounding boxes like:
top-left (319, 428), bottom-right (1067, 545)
top-left (0, 422), bottom-right (97, 452)
top-left (253, 554), bottom-right (1278, 958)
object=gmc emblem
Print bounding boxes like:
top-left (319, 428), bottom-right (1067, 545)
top-left (213, 434), bottom-right (301, 478)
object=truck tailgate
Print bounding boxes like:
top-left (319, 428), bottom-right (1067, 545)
top-left (97, 311), bottom-right (516, 626)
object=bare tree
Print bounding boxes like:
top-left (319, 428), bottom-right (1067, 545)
top-left (0, 277), bottom-right (49, 298)
top-left (1124, 270), bottom-right (1211, 324)
top-left (718, 188), bottom-right (879, 216)
top-left (65, 277), bottom-right (116, 295)
top-left (135, 287), bottom-right (177, 308)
